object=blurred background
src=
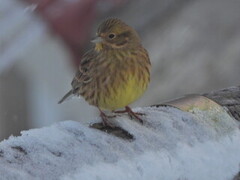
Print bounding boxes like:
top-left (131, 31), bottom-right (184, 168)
top-left (0, 0), bottom-right (240, 140)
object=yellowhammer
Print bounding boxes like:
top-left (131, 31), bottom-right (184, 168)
top-left (59, 18), bottom-right (151, 126)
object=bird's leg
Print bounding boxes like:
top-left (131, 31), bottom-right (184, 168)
top-left (98, 108), bottom-right (115, 127)
top-left (114, 109), bottom-right (127, 113)
top-left (114, 107), bottom-right (145, 116)
top-left (125, 106), bottom-right (144, 124)
top-left (114, 106), bottom-right (144, 124)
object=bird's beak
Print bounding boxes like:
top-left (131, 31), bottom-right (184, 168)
top-left (91, 36), bottom-right (103, 43)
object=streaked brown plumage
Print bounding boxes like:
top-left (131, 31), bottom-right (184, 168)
top-left (59, 18), bottom-right (151, 126)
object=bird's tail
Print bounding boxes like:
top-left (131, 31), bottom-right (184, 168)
top-left (58, 90), bottom-right (74, 104)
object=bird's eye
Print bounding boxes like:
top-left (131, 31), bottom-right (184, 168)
top-left (108, 33), bottom-right (116, 39)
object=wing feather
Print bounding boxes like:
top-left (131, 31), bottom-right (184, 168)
top-left (71, 49), bottom-right (97, 93)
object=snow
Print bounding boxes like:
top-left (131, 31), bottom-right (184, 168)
top-left (0, 106), bottom-right (239, 180)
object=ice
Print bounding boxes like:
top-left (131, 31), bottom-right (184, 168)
top-left (0, 106), bottom-right (239, 180)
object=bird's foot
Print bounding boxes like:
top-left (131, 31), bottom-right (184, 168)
top-left (99, 108), bottom-right (116, 128)
top-left (114, 109), bottom-right (145, 116)
top-left (114, 106), bottom-right (145, 124)
top-left (114, 109), bottom-right (127, 113)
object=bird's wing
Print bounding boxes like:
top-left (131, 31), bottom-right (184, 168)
top-left (58, 49), bottom-right (97, 104)
top-left (71, 49), bottom-right (97, 93)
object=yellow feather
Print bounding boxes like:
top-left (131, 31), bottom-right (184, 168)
top-left (98, 72), bottom-right (148, 110)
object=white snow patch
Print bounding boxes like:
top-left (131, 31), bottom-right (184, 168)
top-left (0, 106), bottom-right (239, 180)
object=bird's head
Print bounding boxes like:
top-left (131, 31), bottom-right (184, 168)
top-left (92, 18), bottom-right (141, 51)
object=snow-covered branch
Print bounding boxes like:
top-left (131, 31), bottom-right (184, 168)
top-left (0, 86), bottom-right (240, 180)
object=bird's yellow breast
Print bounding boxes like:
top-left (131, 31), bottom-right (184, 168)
top-left (97, 71), bottom-right (149, 110)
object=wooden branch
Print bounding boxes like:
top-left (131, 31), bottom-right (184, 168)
top-left (0, 86), bottom-right (240, 179)
top-left (203, 85), bottom-right (240, 121)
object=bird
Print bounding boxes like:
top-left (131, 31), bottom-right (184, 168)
top-left (58, 18), bottom-right (151, 127)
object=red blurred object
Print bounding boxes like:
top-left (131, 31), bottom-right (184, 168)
top-left (22, 0), bottom-right (125, 66)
